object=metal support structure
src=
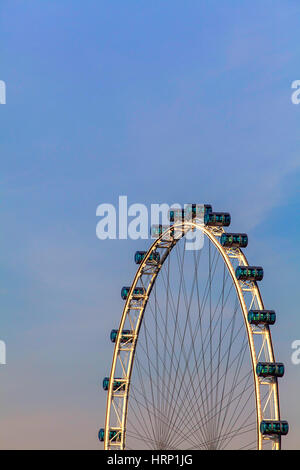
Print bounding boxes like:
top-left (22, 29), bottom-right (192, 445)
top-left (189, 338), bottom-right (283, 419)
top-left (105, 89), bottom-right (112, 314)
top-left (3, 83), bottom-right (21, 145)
top-left (104, 221), bottom-right (281, 450)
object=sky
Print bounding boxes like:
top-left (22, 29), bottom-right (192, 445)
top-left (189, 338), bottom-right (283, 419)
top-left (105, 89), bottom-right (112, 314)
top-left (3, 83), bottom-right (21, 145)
top-left (0, 0), bottom-right (300, 449)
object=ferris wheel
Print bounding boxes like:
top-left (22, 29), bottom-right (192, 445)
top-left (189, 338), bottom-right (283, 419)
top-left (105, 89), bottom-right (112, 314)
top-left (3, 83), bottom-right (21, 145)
top-left (99, 204), bottom-right (288, 450)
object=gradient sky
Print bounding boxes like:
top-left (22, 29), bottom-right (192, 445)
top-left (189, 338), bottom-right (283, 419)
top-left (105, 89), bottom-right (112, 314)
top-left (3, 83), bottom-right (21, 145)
top-left (0, 0), bottom-right (300, 449)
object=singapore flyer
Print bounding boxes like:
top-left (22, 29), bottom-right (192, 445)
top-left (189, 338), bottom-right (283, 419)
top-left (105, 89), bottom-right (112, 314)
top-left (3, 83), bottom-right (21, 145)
top-left (99, 205), bottom-right (288, 451)
top-left (2, 0), bottom-right (300, 460)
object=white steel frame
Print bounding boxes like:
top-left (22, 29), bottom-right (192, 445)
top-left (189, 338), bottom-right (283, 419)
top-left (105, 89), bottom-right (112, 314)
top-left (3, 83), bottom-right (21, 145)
top-left (104, 221), bottom-right (281, 450)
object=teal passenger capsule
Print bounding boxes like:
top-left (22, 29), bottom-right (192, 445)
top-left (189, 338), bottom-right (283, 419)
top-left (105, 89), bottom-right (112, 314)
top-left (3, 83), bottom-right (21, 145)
top-left (102, 377), bottom-right (109, 390)
top-left (168, 204), bottom-right (212, 222)
top-left (248, 310), bottom-right (276, 325)
top-left (256, 362), bottom-right (284, 378)
top-left (185, 204), bottom-right (212, 220)
top-left (102, 377), bottom-right (126, 392)
top-left (134, 251), bottom-right (160, 264)
top-left (235, 266), bottom-right (263, 281)
top-left (150, 224), bottom-right (176, 240)
top-left (260, 420), bottom-right (289, 436)
top-left (150, 224), bottom-right (170, 238)
top-left (110, 329), bottom-right (133, 343)
top-left (98, 428), bottom-right (105, 441)
top-left (121, 286), bottom-right (146, 300)
top-left (220, 233), bottom-right (248, 248)
top-left (168, 208), bottom-right (185, 223)
top-left (98, 428), bottom-right (121, 442)
top-left (204, 212), bottom-right (231, 227)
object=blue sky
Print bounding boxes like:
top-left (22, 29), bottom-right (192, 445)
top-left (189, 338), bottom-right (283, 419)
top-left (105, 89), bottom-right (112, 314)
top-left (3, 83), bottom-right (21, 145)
top-left (0, 0), bottom-right (300, 449)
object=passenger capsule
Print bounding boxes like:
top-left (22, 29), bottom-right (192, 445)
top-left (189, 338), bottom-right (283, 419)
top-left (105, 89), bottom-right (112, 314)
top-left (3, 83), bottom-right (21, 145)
top-left (102, 377), bottom-right (126, 391)
top-left (121, 286), bottom-right (146, 300)
top-left (204, 212), bottom-right (231, 227)
top-left (256, 362), bottom-right (285, 378)
top-left (235, 266), bottom-right (263, 281)
top-left (98, 428), bottom-right (105, 441)
top-left (185, 204), bottom-right (212, 220)
top-left (134, 251), bottom-right (160, 264)
top-left (260, 420), bottom-right (289, 436)
top-left (220, 233), bottom-right (248, 248)
top-left (110, 329), bottom-right (133, 343)
top-left (150, 224), bottom-right (171, 238)
top-left (151, 224), bottom-right (176, 240)
top-left (168, 208), bottom-right (184, 222)
top-left (98, 428), bottom-right (121, 442)
top-left (168, 204), bottom-right (212, 222)
top-left (248, 310), bottom-right (276, 325)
